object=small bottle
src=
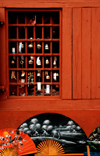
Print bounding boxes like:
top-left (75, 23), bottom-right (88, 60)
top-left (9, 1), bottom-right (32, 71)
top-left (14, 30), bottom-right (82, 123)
top-left (45, 74), bottom-right (50, 95)
top-left (36, 56), bottom-right (41, 68)
top-left (53, 72), bottom-right (59, 82)
top-left (31, 72), bottom-right (34, 83)
top-left (45, 57), bottom-right (49, 68)
top-left (20, 56), bottom-right (24, 68)
top-left (53, 56), bottom-right (57, 68)
top-left (44, 43), bottom-right (49, 53)
top-left (37, 40), bottom-right (42, 53)
top-left (19, 42), bottom-right (24, 53)
top-left (28, 37), bottom-right (33, 53)
top-left (28, 56), bottom-right (34, 68)
top-left (37, 70), bottom-right (42, 95)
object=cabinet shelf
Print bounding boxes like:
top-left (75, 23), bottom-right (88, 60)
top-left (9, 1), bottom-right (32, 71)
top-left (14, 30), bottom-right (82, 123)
top-left (8, 9), bottom-right (61, 97)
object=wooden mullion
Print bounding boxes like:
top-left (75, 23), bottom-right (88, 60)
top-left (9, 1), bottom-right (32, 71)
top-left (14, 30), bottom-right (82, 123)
top-left (50, 14), bottom-right (53, 96)
top-left (16, 13), bottom-right (19, 96)
top-left (59, 10), bottom-right (61, 98)
top-left (42, 13), bottom-right (44, 96)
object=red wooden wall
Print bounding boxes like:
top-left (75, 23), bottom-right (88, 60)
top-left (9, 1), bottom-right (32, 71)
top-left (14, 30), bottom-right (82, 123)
top-left (0, 0), bottom-right (100, 138)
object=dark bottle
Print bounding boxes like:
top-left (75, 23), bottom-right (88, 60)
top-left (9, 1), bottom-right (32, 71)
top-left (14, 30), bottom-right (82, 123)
top-left (19, 71), bottom-right (25, 96)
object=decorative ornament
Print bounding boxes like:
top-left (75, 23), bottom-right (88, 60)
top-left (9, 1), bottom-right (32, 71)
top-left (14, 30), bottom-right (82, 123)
top-left (35, 140), bottom-right (64, 156)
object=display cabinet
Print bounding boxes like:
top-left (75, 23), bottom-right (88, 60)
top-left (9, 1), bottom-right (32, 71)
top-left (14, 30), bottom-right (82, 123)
top-left (7, 9), bottom-right (61, 97)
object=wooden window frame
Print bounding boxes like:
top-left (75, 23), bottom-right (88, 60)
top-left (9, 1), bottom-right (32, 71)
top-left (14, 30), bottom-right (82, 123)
top-left (6, 9), bottom-right (62, 99)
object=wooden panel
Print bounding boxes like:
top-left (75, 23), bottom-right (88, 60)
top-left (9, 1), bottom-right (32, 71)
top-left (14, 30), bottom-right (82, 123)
top-left (62, 7), bottom-right (72, 99)
top-left (81, 8), bottom-right (91, 99)
top-left (73, 8), bottom-right (82, 99)
top-left (0, 8), bottom-right (6, 99)
top-left (1, 0), bottom-right (100, 8)
top-left (92, 8), bottom-right (100, 98)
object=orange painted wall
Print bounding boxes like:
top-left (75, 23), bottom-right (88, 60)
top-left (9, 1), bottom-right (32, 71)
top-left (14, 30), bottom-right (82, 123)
top-left (0, 0), bottom-right (100, 139)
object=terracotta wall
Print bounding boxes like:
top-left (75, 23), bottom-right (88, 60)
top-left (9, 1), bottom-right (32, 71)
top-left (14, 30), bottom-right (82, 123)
top-left (0, 0), bottom-right (100, 138)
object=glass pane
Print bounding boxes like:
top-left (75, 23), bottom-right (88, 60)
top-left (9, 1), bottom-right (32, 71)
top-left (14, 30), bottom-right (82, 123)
top-left (52, 85), bottom-right (59, 96)
top-left (27, 27), bottom-right (34, 39)
top-left (44, 85), bottom-right (51, 96)
top-left (27, 40), bottom-right (34, 53)
top-left (44, 56), bottom-right (50, 68)
top-left (18, 12), bottom-right (25, 24)
top-left (52, 41), bottom-right (59, 53)
top-left (53, 70), bottom-right (59, 82)
top-left (52, 12), bottom-right (59, 24)
top-left (9, 71), bottom-right (17, 82)
top-left (19, 71), bottom-right (25, 83)
top-left (44, 42), bottom-right (50, 53)
top-left (18, 42), bottom-right (25, 53)
top-left (27, 71), bottom-right (34, 87)
top-left (27, 12), bottom-right (36, 24)
top-left (53, 56), bottom-right (59, 68)
top-left (36, 56), bottom-right (42, 68)
top-left (19, 56), bottom-right (25, 68)
top-left (52, 26), bottom-right (59, 39)
top-left (28, 85), bottom-right (34, 96)
top-left (19, 27), bottom-right (25, 39)
top-left (19, 85), bottom-right (26, 96)
top-left (44, 27), bottom-right (50, 39)
top-left (10, 85), bottom-right (17, 96)
top-left (36, 41), bottom-right (42, 53)
top-left (36, 70), bottom-right (42, 82)
top-left (9, 27), bottom-right (16, 39)
top-left (44, 12), bottom-right (50, 24)
top-left (36, 84), bottom-right (43, 96)
top-left (27, 56), bottom-right (34, 68)
top-left (36, 12), bottom-right (42, 24)
top-left (9, 42), bottom-right (17, 54)
top-left (44, 71), bottom-right (50, 82)
top-left (9, 56), bottom-right (17, 68)
top-left (8, 11), bottom-right (17, 24)
top-left (36, 27), bottom-right (42, 38)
